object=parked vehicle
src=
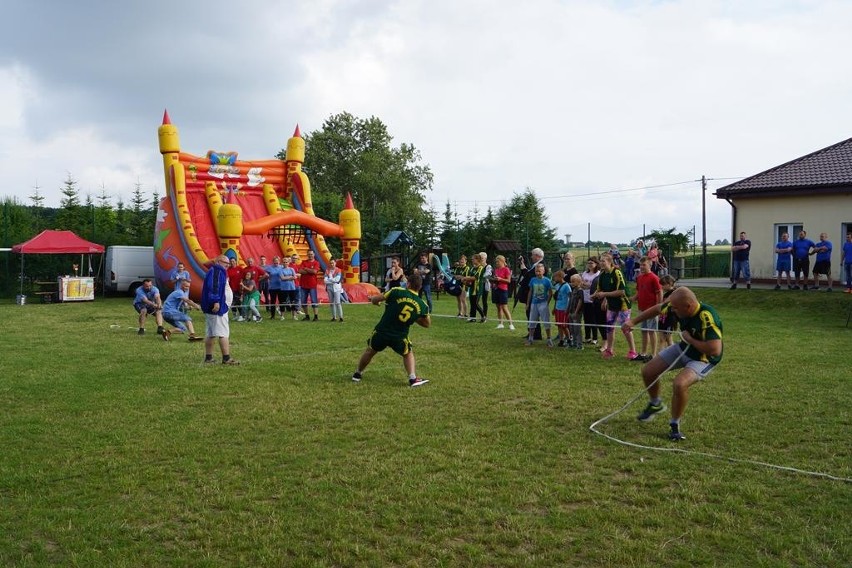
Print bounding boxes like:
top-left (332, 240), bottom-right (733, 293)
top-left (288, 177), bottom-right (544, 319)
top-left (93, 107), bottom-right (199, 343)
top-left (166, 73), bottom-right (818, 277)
top-left (104, 246), bottom-right (155, 294)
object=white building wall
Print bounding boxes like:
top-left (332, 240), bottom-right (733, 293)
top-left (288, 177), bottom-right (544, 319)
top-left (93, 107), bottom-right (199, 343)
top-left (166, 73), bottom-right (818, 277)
top-left (725, 193), bottom-right (852, 281)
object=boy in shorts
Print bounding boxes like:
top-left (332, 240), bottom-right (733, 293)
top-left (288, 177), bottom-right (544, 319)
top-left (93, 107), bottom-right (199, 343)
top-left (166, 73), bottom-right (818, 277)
top-left (352, 272), bottom-right (431, 387)
top-left (622, 287), bottom-right (723, 441)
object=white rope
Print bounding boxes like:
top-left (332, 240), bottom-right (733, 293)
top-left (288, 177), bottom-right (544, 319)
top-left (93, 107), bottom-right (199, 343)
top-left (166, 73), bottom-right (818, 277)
top-left (587, 341), bottom-right (852, 483)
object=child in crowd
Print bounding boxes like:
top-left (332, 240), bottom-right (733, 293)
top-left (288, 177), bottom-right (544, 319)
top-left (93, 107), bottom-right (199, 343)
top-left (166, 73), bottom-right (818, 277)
top-left (567, 273), bottom-right (585, 349)
top-left (593, 253), bottom-right (637, 360)
top-left (656, 275), bottom-right (678, 350)
top-left (631, 256), bottom-right (663, 362)
top-left (525, 263), bottom-right (554, 347)
top-left (240, 272), bottom-right (263, 322)
top-left (324, 258), bottom-right (344, 322)
top-left (552, 270), bottom-right (571, 346)
top-left (491, 255), bottom-right (515, 330)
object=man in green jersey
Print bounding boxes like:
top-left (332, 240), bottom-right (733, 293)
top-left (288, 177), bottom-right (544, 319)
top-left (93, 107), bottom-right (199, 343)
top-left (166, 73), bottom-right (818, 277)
top-left (352, 272), bottom-right (431, 387)
top-left (622, 287), bottom-right (723, 441)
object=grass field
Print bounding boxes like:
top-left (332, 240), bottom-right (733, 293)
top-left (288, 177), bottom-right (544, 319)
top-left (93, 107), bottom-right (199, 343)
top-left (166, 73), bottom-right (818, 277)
top-left (1, 288), bottom-right (850, 566)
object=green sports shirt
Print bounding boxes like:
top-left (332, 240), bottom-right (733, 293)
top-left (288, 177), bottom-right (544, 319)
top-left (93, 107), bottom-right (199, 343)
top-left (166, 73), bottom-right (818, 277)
top-left (596, 267), bottom-right (630, 311)
top-left (374, 287), bottom-right (430, 340)
top-left (669, 301), bottom-right (723, 364)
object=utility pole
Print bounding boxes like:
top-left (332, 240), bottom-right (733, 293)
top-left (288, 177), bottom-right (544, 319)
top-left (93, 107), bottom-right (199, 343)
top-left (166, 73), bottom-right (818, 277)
top-left (701, 175), bottom-right (707, 277)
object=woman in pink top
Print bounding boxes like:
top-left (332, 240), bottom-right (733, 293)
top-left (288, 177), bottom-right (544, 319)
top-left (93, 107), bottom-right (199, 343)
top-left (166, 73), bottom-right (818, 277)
top-left (491, 255), bottom-right (515, 330)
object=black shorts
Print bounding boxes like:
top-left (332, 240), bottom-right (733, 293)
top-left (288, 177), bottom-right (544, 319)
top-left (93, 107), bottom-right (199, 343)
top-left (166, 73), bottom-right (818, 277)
top-left (492, 289), bottom-right (509, 305)
top-left (367, 331), bottom-right (412, 356)
top-left (793, 257), bottom-right (810, 274)
top-left (812, 260), bottom-right (831, 275)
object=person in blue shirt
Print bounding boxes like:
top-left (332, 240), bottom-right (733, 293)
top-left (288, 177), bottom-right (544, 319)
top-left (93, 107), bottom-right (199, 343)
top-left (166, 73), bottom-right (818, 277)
top-left (201, 254), bottom-right (238, 365)
top-left (791, 230), bottom-right (815, 290)
top-left (809, 232), bottom-right (833, 291)
top-left (169, 262), bottom-right (191, 291)
top-left (133, 279), bottom-right (165, 336)
top-left (774, 233), bottom-right (794, 290)
top-left (162, 280), bottom-right (204, 341)
top-left (552, 270), bottom-right (572, 346)
top-left (264, 256), bottom-right (284, 319)
top-left (525, 263), bottom-right (554, 347)
top-left (842, 232), bottom-right (852, 294)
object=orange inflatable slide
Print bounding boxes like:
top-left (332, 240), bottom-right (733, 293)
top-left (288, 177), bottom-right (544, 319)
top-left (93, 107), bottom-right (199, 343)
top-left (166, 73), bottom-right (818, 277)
top-left (153, 111), bottom-right (378, 303)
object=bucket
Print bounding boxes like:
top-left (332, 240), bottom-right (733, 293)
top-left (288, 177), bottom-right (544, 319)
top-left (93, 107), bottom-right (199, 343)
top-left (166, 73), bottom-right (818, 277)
top-left (15, 294), bottom-right (26, 306)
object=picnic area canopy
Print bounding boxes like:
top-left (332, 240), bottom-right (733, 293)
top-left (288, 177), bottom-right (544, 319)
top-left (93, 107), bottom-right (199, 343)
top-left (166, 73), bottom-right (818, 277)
top-left (12, 230), bottom-right (105, 298)
top-left (12, 230), bottom-right (104, 254)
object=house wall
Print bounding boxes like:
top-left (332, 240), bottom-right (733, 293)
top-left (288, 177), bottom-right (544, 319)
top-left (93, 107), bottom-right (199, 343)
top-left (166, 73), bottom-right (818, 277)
top-left (725, 193), bottom-right (852, 281)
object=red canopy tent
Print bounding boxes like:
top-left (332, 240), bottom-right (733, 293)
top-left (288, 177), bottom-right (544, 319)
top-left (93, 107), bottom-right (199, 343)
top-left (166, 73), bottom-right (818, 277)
top-left (12, 230), bottom-right (105, 254)
top-left (12, 230), bottom-right (105, 298)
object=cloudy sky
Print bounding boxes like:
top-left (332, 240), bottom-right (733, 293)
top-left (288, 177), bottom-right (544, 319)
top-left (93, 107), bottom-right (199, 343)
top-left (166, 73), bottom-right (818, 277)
top-left (2, 0), bottom-right (850, 245)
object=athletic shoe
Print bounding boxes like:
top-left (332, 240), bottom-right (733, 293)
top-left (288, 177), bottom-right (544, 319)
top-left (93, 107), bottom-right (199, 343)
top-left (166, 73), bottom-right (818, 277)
top-left (774, 284), bottom-right (781, 290)
top-left (845, 288), bottom-right (852, 294)
top-left (137, 328), bottom-right (145, 336)
top-left (222, 358), bottom-right (240, 365)
top-left (787, 285), bottom-right (793, 290)
top-left (546, 339), bottom-right (554, 348)
top-left (668, 424), bottom-right (686, 441)
top-left (296, 310), bottom-right (306, 316)
top-left (630, 352), bottom-right (646, 362)
top-left (746, 283), bottom-right (751, 290)
top-left (729, 283), bottom-right (736, 290)
top-left (637, 401), bottom-right (666, 422)
top-left (496, 323), bottom-right (505, 329)
top-left (575, 345), bottom-right (584, 350)
top-left (162, 329), bottom-right (171, 342)
top-left (303, 315), bottom-right (311, 321)
top-left (352, 372), bottom-right (362, 383)
top-left (203, 358), bottom-right (216, 364)
top-left (339, 318), bottom-right (344, 322)
top-left (331, 318), bottom-right (337, 322)
top-left (409, 377), bottom-right (429, 387)
top-left (236, 316), bottom-right (245, 322)
top-left (480, 317), bottom-right (487, 323)
top-left (602, 349), bottom-right (614, 359)
top-left (188, 334), bottom-right (203, 342)
top-left (641, 354), bottom-right (654, 362)
top-left (156, 326), bottom-right (165, 335)
top-left (467, 318), bottom-right (477, 322)
top-left (627, 350), bottom-right (639, 361)
top-left (313, 314), bottom-right (319, 321)
top-left (509, 324), bottom-right (515, 331)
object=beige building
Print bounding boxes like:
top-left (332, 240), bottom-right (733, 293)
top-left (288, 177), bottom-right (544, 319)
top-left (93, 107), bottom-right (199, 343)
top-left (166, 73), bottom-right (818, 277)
top-left (715, 138), bottom-right (852, 283)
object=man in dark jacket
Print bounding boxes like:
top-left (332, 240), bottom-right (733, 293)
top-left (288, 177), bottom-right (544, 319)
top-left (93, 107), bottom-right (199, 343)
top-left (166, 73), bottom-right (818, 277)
top-left (201, 254), bottom-right (239, 365)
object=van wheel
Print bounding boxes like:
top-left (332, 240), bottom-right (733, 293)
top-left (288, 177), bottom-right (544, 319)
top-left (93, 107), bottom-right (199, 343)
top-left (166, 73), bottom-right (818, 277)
top-left (128, 282), bottom-right (142, 296)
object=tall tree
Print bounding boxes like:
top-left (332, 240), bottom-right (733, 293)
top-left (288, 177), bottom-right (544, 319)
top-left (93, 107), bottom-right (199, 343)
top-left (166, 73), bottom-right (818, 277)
top-left (55, 174), bottom-right (84, 232)
top-left (282, 112), bottom-right (434, 254)
top-left (494, 188), bottom-right (559, 252)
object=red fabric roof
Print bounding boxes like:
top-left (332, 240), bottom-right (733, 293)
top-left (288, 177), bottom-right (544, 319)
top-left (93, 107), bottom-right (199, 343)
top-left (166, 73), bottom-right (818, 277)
top-left (12, 230), bottom-right (105, 254)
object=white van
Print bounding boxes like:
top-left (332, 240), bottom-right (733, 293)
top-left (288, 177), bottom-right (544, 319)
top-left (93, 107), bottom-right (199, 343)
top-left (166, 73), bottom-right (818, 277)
top-left (105, 246), bottom-right (155, 294)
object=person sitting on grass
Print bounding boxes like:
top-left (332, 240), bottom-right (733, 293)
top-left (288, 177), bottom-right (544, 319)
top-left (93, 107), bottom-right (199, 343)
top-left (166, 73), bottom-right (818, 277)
top-left (133, 279), bottom-right (165, 337)
top-left (622, 286), bottom-right (723, 442)
top-left (162, 280), bottom-right (205, 341)
top-left (352, 272), bottom-right (430, 387)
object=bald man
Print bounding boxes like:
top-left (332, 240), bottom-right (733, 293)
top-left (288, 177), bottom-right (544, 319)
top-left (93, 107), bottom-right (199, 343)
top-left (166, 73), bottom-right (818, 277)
top-left (200, 254), bottom-right (239, 365)
top-left (622, 287), bottom-right (723, 441)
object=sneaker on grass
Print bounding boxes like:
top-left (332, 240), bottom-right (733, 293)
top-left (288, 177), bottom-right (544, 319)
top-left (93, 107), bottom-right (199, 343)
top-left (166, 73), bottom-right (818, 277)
top-left (668, 424), bottom-right (686, 441)
top-left (637, 401), bottom-right (666, 421)
top-left (409, 378), bottom-right (429, 387)
top-left (352, 372), bottom-right (362, 383)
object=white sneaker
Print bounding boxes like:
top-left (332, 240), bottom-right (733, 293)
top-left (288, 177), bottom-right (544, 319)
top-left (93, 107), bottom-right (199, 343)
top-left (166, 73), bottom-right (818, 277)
top-left (509, 324), bottom-right (515, 331)
top-left (236, 316), bottom-right (245, 322)
top-left (496, 324), bottom-right (505, 329)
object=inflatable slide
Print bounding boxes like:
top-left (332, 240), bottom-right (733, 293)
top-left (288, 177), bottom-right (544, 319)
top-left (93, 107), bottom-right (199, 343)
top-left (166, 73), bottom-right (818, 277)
top-left (154, 111), bottom-right (379, 302)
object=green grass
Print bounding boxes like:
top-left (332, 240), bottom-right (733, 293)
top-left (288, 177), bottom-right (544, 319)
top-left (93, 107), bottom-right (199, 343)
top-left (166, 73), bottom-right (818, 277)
top-left (1, 289), bottom-right (850, 566)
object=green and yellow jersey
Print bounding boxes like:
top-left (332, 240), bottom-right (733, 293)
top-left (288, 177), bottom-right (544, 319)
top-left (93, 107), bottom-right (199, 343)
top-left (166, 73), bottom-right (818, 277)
top-left (374, 287), bottom-right (430, 341)
top-left (669, 301), bottom-right (723, 364)
top-left (596, 267), bottom-right (631, 311)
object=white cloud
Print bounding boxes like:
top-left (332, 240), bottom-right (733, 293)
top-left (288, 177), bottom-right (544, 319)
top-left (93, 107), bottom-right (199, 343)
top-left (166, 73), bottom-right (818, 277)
top-left (0, 0), bottom-right (850, 246)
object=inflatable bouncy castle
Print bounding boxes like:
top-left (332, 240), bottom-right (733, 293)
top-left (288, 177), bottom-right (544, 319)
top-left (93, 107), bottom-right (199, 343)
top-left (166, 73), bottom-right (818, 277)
top-left (154, 111), bottom-right (379, 302)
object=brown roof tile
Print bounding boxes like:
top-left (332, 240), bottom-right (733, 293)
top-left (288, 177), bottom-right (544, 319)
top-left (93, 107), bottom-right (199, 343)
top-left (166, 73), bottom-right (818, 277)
top-left (715, 137), bottom-right (852, 197)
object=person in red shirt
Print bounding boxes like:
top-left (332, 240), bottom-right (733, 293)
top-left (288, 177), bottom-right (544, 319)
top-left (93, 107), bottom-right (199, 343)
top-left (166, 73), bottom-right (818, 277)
top-left (299, 250), bottom-right (321, 320)
top-left (630, 256), bottom-right (663, 362)
top-left (226, 257), bottom-right (245, 321)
